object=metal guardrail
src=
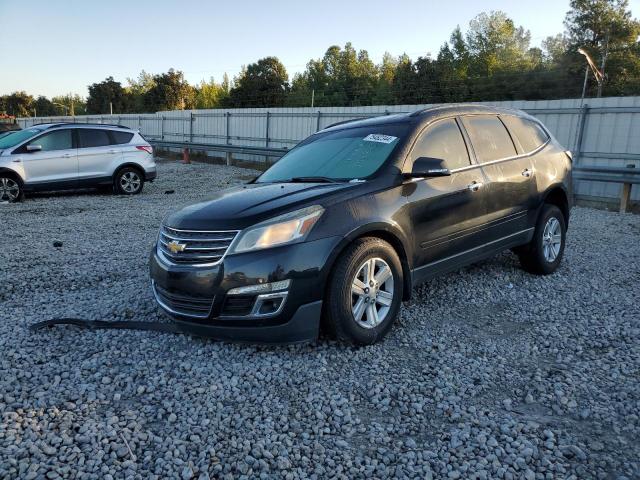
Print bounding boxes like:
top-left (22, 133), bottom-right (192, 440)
top-left (149, 139), bottom-right (289, 159)
top-left (573, 164), bottom-right (638, 212)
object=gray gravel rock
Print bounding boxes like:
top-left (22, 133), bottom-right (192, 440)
top-left (1, 159), bottom-right (639, 478)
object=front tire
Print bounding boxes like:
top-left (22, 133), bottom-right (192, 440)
top-left (325, 238), bottom-right (403, 345)
top-left (0, 175), bottom-right (23, 203)
top-left (114, 167), bottom-right (144, 195)
top-left (517, 204), bottom-right (566, 275)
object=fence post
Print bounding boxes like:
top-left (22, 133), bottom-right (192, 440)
top-left (316, 111), bottom-right (321, 132)
top-left (620, 164), bottom-right (635, 213)
top-left (573, 103), bottom-right (589, 165)
top-left (265, 111), bottom-right (270, 148)
top-left (225, 112), bottom-right (231, 145)
top-left (161, 116), bottom-right (165, 140)
top-left (189, 112), bottom-right (194, 143)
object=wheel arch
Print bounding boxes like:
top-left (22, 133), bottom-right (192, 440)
top-left (542, 185), bottom-right (571, 227)
top-left (113, 162), bottom-right (145, 179)
top-left (0, 167), bottom-right (24, 185)
top-left (323, 223), bottom-right (414, 301)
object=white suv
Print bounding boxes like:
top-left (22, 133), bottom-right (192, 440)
top-left (0, 123), bottom-right (156, 202)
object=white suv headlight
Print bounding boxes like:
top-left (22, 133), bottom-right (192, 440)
top-left (229, 205), bottom-right (324, 254)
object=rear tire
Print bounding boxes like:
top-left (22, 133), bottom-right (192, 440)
top-left (517, 204), bottom-right (566, 275)
top-left (0, 175), bottom-right (23, 203)
top-left (324, 238), bottom-right (403, 345)
top-left (114, 167), bottom-right (144, 195)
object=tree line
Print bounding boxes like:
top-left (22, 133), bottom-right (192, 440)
top-left (2, 0), bottom-right (639, 117)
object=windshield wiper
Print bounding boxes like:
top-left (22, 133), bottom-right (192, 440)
top-left (287, 176), bottom-right (343, 184)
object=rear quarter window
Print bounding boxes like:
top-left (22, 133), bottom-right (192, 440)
top-left (501, 116), bottom-right (549, 153)
top-left (110, 131), bottom-right (134, 145)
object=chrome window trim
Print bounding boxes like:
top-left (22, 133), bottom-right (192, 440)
top-left (448, 137), bottom-right (550, 174)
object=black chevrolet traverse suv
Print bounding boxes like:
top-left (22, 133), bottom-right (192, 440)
top-left (150, 104), bottom-right (572, 345)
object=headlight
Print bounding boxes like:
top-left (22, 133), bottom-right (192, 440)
top-left (230, 205), bottom-right (324, 254)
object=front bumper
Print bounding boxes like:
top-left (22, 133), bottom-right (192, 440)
top-left (149, 236), bottom-right (342, 344)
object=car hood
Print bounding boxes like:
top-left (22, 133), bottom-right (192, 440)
top-left (165, 182), bottom-right (359, 230)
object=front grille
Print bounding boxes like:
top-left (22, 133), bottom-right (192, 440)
top-left (221, 295), bottom-right (256, 317)
top-left (158, 226), bottom-right (239, 265)
top-left (153, 282), bottom-right (213, 318)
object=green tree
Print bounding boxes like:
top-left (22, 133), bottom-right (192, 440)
top-left (126, 70), bottom-right (156, 113)
top-left (86, 77), bottom-right (129, 114)
top-left (34, 96), bottom-right (57, 116)
top-left (194, 77), bottom-right (229, 109)
top-left (51, 94), bottom-right (86, 116)
top-left (227, 57), bottom-right (289, 107)
top-left (564, 0), bottom-right (640, 95)
top-left (143, 69), bottom-right (195, 112)
top-left (1, 92), bottom-right (34, 117)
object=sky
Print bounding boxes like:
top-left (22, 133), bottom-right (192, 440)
top-left (1, 0), bottom-right (639, 98)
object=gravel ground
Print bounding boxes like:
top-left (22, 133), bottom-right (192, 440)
top-left (1, 159), bottom-right (639, 480)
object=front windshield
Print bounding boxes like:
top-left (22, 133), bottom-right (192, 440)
top-left (0, 128), bottom-right (43, 149)
top-left (257, 124), bottom-right (410, 183)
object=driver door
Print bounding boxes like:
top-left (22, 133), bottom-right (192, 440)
top-left (16, 128), bottom-right (78, 187)
top-left (403, 118), bottom-right (491, 279)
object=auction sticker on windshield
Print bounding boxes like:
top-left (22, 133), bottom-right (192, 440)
top-left (363, 133), bottom-right (398, 144)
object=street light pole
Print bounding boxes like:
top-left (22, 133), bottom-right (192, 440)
top-left (577, 48), bottom-right (604, 105)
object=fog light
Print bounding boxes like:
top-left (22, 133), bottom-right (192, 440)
top-left (227, 280), bottom-right (290, 296)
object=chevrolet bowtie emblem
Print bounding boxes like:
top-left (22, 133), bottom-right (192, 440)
top-left (167, 240), bottom-right (187, 254)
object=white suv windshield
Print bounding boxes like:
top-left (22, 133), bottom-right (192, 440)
top-left (257, 124), bottom-right (410, 183)
top-left (0, 128), bottom-right (44, 149)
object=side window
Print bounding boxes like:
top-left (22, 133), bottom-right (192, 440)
top-left (78, 129), bottom-right (111, 148)
top-left (111, 131), bottom-right (134, 145)
top-left (501, 116), bottom-right (549, 153)
top-left (411, 118), bottom-right (471, 170)
top-left (27, 129), bottom-right (73, 152)
top-left (461, 115), bottom-right (517, 163)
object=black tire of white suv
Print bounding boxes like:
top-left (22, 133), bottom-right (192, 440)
top-left (114, 167), bottom-right (144, 195)
top-left (0, 174), bottom-right (23, 203)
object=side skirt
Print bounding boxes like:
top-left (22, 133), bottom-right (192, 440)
top-left (411, 228), bottom-right (534, 286)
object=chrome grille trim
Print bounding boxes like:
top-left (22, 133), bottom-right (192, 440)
top-left (157, 226), bottom-right (239, 266)
top-left (152, 281), bottom-right (214, 319)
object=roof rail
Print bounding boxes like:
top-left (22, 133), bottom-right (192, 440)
top-left (323, 116), bottom-right (373, 130)
top-left (32, 122), bottom-right (131, 130)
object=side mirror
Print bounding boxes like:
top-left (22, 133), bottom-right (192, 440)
top-left (26, 144), bottom-right (42, 152)
top-left (408, 157), bottom-right (451, 178)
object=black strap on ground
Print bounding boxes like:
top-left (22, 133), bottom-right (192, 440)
top-left (29, 318), bottom-right (184, 335)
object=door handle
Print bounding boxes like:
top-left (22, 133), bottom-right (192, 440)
top-left (12, 158), bottom-right (21, 163)
top-left (467, 181), bottom-right (483, 192)
top-left (522, 168), bottom-right (533, 178)
top-left (109, 149), bottom-right (118, 154)
top-left (62, 153), bottom-right (72, 158)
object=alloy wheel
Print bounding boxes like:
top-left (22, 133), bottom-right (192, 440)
top-left (542, 217), bottom-right (562, 262)
top-left (120, 171), bottom-right (141, 193)
top-left (0, 177), bottom-right (20, 202)
top-left (351, 257), bottom-right (394, 329)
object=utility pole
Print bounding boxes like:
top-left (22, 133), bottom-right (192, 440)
top-left (597, 31), bottom-right (610, 98)
top-left (110, 102), bottom-right (113, 115)
top-left (310, 89), bottom-right (315, 109)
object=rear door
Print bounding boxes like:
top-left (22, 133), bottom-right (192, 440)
top-left (460, 115), bottom-right (537, 237)
top-left (16, 128), bottom-right (78, 187)
top-left (404, 117), bottom-right (491, 276)
top-left (77, 128), bottom-right (121, 183)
